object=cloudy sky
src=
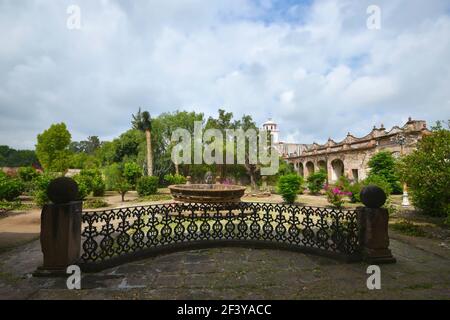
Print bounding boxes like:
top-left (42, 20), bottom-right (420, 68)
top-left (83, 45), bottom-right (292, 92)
top-left (1, 0), bottom-right (449, 149)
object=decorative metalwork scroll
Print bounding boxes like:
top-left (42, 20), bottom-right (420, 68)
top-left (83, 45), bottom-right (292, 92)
top-left (80, 202), bottom-right (359, 265)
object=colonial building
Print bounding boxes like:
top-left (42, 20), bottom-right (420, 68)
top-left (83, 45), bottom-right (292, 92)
top-left (263, 118), bottom-right (430, 183)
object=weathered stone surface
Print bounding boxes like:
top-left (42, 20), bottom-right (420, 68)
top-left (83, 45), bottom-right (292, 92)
top-left (1, 238), bottom-right (449, 300)
top-left (36, 202), bottom-right (82, 273)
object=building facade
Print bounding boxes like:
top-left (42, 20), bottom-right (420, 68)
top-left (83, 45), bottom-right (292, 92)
top-left (264, 118), bottom-right (429, 183)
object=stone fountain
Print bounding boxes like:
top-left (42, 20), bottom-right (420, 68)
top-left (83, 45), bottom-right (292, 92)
top-left (168, 172), bottom-right (246, 203)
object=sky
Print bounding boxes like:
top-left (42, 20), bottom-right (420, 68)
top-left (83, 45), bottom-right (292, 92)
top-left (1, 0), bottom-right (449, 149)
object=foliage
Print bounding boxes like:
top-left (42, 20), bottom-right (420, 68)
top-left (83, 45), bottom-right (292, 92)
top-left (324, 184), bottom-right (352, 208)
top-left (69, 136), bottom-right (101, 154)
top-left (83, 198), bottom-right (109, 209)
top-left (0, 145), bottom-right (39, 167)
top-left (0, 172), bottom-right (23, 201)
top-left (344, 175), bottom-right (392, 203)
top-left (306, 169), bottom-right (327, 194)
top-left (73, 169), bottom-right (105, 199)
top-left (132, 109), bottom-right (152, 131)
top-left (69, 152), bottom-right (100, 169)
top-left (368, 151), bottom-right (402, 194)
top-left (17, 166), bottom-right (40, 193)
top-left (103, 163), bottom-right (123, 191)
top-left (277, 174), bottom-right (303, 204)
top-left (164, 174), bottom-right (187, 185)
top-left (346, 182), bottom-right (363, 203)
top-left (123, 162), bottom-right (142, 187)
top-left (137, 194), bottom-right (173, 202)
top-left (363, 174), bottom-right (392, 197)
top-left (397, 127), bottom-right (450, 218)
top-left (136, 176), bottom-right (159, 196)
top-left (102, 163), bottom-right (131, 201)
top-left (35, 123), bottom-right (72, 172)
top-left (18, 167), bottom-right (39, 182)
top-left (116, 180), bottom-right (131, 202)
top-left (0, 200), bottom-right (30, 213)
top-left (32, 172), bottom-right (60, 207)
top-left (73, 174), bottom-right (90, 200)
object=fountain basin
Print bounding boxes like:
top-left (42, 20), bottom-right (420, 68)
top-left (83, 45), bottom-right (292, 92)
top-left (168, 184), bottom-right (246, 203)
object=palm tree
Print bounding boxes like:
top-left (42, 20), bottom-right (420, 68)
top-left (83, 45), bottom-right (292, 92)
top-left (132, 108), bottom-right (153, 176)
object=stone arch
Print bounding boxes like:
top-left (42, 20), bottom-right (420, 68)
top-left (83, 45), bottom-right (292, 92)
top-left (305, 161), bottom-right (315, 177)
top-left (317, 160), bottom-right (327, 172)
top-left (297, 162), bottom-right (304, 177)
top-left (331, 159), bottom-right (344, 182)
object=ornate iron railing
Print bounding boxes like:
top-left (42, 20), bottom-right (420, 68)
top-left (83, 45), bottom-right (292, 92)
top-left (80, 202), bottom-right (360, 269)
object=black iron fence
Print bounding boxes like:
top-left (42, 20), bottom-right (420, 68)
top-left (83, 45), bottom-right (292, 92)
top-left (79, 202), bottom-right (360, 270)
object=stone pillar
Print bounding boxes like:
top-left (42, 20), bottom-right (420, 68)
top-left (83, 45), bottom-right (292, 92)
top-left (186, 176), bottom-right (192, 185)
top-left (34, 177), bottom-right (82, 276)
top-left (357, 185), bottom-right (396, 264)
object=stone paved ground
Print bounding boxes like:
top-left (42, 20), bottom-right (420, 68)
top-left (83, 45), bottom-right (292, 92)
top-left (0, 232), bottom-right (449, 300)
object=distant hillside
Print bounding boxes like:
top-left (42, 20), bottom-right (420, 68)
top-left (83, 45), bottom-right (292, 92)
top-left (0, 145), bottom-right (39, 167)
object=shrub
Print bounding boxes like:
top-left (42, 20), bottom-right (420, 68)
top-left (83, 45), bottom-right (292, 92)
top-left (306, 170), bottom-right (327, 194)
top-left (368, 151), bottom-right (402, 194)
top-left (397, 128), bottom-right (450, 218)
top-left (84, 198), bottom-right (109, 209)
top-left (73, 169), bottom-right (105, 199)
top-left (363, 174), bottom-right (392, 196)
top-left (0, 173), bottom-right (23, 201)
top-left (102, 163), bottom-right (131, 201)
top-left (136, 176), bottom-right (159, 196)
top-left (91, 175), bottom-right (106, 197)
top-left (123, 162), bottom-right (142, 187)
top-left (73, 174), bottom-right (90, 200)
top-left (324, 185), bottom-right (352, 209)
top-left (277, 174), bottom-right (303, 204)
top-left (32, 172), bottom-right (60, 207)
top-left (0, 200), bottom-right (31, 213)
top-left (164, 174), bottom-right (187, 185)
top-left (117, 179), bottom-right (131, 202)
top-left (18, 166), bottom-right (39, 182)
top-left (347, 182), bottom-right (363, 203)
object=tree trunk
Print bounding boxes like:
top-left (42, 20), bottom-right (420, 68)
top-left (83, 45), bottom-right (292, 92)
top-left (121, 192), bottom-right (125, 202)
top-left (145, 129), bottom-right (153, 176)
top-left (175, 163), bottom-right (179, 175)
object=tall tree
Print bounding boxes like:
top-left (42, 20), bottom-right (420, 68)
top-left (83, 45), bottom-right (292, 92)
top-left (35, 123), bottom-right (71, 172)
top-left (132, 109), bottom-right (153, 176)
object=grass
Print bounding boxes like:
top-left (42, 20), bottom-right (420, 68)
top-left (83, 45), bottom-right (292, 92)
top-left (391, 220), bottom-right (427, 237)
top-left (84, 198), bottom-right (109, 209)
top-left (137, 193), bottom-right (173, 202)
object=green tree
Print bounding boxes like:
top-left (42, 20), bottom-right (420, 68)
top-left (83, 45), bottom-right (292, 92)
top-left (103, 163), bottom-right (131, 202)
top-left (132, 109), bottom-right (153, 176)
top-left (277, 174), bottom-right (303, 204)
top-left (367, 151), bottom-right (401, 193)
top-left (123, 162), bottom-right (142, 187)
top-left (307, 169), bottom-right (327, 194)
top-left (398, 126), bottom-right (450, 218)
top-left (35, 123), bottom-right (71, 172)
top-left (0, 146), bottom-right (38, 167)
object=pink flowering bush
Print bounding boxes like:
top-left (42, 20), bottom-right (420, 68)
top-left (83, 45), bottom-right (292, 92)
top-left (324, 184), bottom-right (352, 209)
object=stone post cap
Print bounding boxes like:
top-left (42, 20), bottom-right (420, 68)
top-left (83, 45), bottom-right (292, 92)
top-left (47, 177), bottom-right (79, 204)
top-left (360, 185), bottom-right (387, 209)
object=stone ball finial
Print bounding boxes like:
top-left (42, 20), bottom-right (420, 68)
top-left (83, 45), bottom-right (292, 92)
top-left (47, 177), bottom-right (79, 204)
top-left (360, 185), bottom-right (386, 209)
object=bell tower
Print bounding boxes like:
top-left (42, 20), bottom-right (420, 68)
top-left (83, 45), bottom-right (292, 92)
top-left (262, 118), bottom-right (279, 143)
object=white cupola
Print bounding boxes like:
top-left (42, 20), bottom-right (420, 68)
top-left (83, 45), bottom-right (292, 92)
top-left (262, 118), bottom-right (279, 143)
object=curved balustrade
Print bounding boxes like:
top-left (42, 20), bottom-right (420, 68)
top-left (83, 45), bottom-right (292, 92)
top-left (79, 202), bottom-right (360, 271)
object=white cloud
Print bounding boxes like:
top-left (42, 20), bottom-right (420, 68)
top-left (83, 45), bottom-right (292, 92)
top-left (0, 0), bottom-right (449, 149)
